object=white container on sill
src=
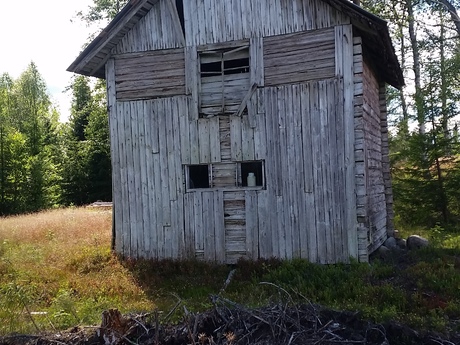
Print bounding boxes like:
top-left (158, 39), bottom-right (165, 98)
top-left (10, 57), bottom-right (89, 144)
top-left (247, 172), bottom-right (256, 187)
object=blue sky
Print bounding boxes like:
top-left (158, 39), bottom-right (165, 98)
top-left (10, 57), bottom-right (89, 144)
top-left (0, 0), bottom-right (100, 121)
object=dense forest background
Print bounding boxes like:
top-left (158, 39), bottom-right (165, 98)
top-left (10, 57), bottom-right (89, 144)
top-left (2, 0), bottom-right (460, 231)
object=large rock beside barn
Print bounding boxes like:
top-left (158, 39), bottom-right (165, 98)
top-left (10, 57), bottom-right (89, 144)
top-left (406, 235), bottom-right (429, 250)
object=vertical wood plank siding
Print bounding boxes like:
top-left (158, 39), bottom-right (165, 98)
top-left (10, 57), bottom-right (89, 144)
top-left (113, 0), bottom-right (184, 54)
top-left (335, 24), bottom-right (358, 261)
top-left (114, 49), bottom-right (185, 100)
top-left (103, 0), bottom-right (386, 263)
top-left (109, 81), bottom-right (355, 263)
top-left (184, 0), bottom-right (349, 46)
top-left (106, 59), bottom-right (122, 254)
top-left (111, 96), bottom-right (189, 258)
top-left (255, 80), bottom-right (352, 263)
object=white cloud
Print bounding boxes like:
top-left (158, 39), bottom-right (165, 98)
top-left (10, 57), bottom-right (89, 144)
top-left (0, 0), bottom-right (100, 122)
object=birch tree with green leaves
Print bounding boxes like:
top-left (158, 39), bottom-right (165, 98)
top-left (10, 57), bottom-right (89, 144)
top-left (363, 0), bottom-right (460, 227)
top-left (0, 64), bottom-right (61, 214)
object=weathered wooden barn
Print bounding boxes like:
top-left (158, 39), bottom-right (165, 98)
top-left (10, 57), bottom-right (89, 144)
top-left (68, 0), bottom-right (404, 263)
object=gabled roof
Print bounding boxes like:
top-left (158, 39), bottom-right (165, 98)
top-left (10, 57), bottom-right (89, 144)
top-left (67, 0), bottom-right (404, 88)
top-left (68, 0), bottom-right (159, 79)
top-left (324, 0), bottom-right (404, 88)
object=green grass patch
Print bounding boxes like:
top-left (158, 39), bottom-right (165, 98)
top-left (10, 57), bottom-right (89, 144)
top-left (1, 208), bottom-right (460, 335)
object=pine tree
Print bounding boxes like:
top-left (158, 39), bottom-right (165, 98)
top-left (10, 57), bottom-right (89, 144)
top-left (62, 77), bottom-right (111, 205)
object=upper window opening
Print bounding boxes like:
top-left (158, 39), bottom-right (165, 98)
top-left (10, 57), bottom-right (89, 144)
top-left (224, 58), bottom-right (249, 75)
top-left (201, 61), bottom-right (221, 77)
top-left (199, 45), bottom-right (250, 117)
top-left (201, 58), bottom-right (250, 77)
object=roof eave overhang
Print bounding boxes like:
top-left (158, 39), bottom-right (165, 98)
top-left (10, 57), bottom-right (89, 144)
top-left (68, 0), bottom-right (404, 89)
top-left (324, 0), bottom-right (404, 89)
top-left (67, 0), bottom-right (159, 79)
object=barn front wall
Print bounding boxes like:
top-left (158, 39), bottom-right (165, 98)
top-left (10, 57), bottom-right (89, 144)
top-left (104, 0), bottom-right (393, 263)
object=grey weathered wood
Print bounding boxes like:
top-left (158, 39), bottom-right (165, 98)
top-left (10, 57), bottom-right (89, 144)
top-left (245, 190), bottom-right (258, 259)
top-left (203, 191), bottom-right (216, 261)
top-left (250, 37), bottom-right (264, 87)
top-left (157, 100), bottom-right (171, 238)
top-left (143, 102), bottom-right (157, 258)
top-left (288, 85), bottom-right (301, 257)
top-left (209, 116), bottom-right (221, 163)
top-left (183, 193), bottom-right (195, 257)
top-left (166, 0), bottom-right (186, 47)
top-left (289, 84), bottom-right (305, 258)
top-left (214, 191), bottom-right (226, 262)
top-left (115, 49), bottom-right (185, 101)
top-left (336, 25), bottom-right (358, 260)
top-left (253, 90), bottom-right (266, 160)
top-left (113, 0), bottom-right (182, 54)
top-left (380, 82), bottom-right (394, 237)
top-left (82, 0), bottom-right (397, 265)
top-left (106, 59), bottom-right (122, 254)
top-left (185, 46), bottom-right (199, 120)
top-left (230, 115), bottom-right (242, 161)
top-left (137, 101), bottom-right (150, 257)
top-left (264, 28), bottom-right (335, 86)
top-left (165, 99), bottom-right (178, 201)
top-left (234, 83), bottom-right (258, 117)
top-left (118, 102), bottom-right (130, 257)
top-left (198, 118), bottom-right (211, 163)
top-left (194, 191), bottom-right (204, 258)
top-left (178, 97), bottom-right (191, 164)
top-left (224, 191), bottom-right (246, 263)
top-left (278, 87), bottom-right (290, 258)
top-left (241, 115), bottom-right (255, 161)
top-left (247, 89), bottom-right (257, 129)
top-left (189, 117), bottom-right (200, 164)
top-left (125, 102), bottom-right (136, 257)
top-left (132, 102), bottom-right (144, 257)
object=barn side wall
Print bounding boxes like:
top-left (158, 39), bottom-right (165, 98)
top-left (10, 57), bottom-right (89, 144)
top-left (107, 0), bottom-right (360, 263)
top-left (363, 58), bottom-right (388, 253)
top-left (353, 37), bottom-right (369, 262)
top-left (352, 38), bottom-right (391, 260)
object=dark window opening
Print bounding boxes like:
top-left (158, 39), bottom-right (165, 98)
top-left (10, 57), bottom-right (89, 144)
top-left (201, 61), bottom-right (222, 77)
top-left (199, 46), bottom-right (250, 118)
top-left (241, 161), bottom-right (263, 187)
top-left (200, 57), bottom-right (250, 77)
top-left (224, 58), bottom-right (250, 75)
top-left (189, 165), bottom-right (209, 189)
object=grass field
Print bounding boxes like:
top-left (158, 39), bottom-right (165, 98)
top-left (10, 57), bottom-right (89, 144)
top-left (1, 207), bottom-right (460, 336)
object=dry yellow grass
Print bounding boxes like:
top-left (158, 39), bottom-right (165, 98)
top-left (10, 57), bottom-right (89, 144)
top-left (0, 207), bottom-right (155, 333)
top-left (0, 208), bottom-right (108, 244)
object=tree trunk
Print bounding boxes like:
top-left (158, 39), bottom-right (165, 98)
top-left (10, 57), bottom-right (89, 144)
top-left (438, 0), bottom-right (460, 37)
top-left (407, 0), bottom-right (425, 134)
